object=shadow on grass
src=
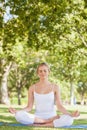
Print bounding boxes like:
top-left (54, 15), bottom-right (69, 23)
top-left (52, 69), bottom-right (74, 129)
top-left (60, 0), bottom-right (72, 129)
top-left (0, 115), bottom-right (16, 123)
top-left (0, 107), bottom-right (8, 113)
top-left (74, 119), bottom-right (87, 125)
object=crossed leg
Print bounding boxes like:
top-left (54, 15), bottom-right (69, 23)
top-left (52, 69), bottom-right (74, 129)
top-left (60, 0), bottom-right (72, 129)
top-left (9, 108), bottom-right (79, 127)
top-left (9, 107), bottom-right (59, 125)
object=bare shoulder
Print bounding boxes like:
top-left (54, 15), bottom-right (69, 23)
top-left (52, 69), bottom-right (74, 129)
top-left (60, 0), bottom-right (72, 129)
top-left (28, 84), bottom-right (35, 92)
top-left (52, 83), bottom-right (60, 92)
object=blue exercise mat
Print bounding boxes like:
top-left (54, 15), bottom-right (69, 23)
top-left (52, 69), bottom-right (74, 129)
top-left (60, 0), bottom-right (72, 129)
top-left (0, 122), bottom-right (27, 126)
top-left (63, 125), bottom-right (87, 128)
top-left (0, 122), bottom-right (87, 128)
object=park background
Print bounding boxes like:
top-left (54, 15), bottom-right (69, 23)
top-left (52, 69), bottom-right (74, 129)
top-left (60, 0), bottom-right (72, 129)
top-left (0, 0), bottom-right (87, 129)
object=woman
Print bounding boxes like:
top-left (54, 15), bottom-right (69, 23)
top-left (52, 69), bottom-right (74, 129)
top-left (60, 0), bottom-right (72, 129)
top-left (9, 62), bottom-right (80, 127)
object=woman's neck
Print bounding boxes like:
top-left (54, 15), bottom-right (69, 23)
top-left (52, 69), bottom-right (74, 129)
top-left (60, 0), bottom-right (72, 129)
top-left (39, 79), bottom-right (50, 86)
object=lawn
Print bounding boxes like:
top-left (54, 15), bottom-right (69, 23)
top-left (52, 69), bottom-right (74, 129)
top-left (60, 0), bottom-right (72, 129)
top-left (0, 104), bottom-right (87, 130)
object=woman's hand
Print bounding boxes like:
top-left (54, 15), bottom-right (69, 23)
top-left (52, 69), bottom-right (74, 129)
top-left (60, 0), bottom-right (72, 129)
top-left (8, 107), bottom-right (17, 114)
top-left (71, 110), bottom-right (80, 117)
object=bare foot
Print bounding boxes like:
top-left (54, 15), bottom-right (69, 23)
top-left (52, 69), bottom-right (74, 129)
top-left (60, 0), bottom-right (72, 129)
top-left (46, 115), bottom-right (60, 123)
top-left (52, 115), bottom-right (60, 120)
top-left (49, 115), bottom-right (60, 121)
top-left (8, 107), bottom-right (17, 114)
top-left (33, 122), bottom-right (53, 127)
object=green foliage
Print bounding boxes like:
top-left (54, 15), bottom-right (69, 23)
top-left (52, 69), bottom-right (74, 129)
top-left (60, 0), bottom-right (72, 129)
top-left (0, 0), bottom-right (87, 104)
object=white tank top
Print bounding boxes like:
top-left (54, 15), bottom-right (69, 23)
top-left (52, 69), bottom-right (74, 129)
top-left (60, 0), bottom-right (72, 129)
top-left (34, 86), bottom-right (57, 119)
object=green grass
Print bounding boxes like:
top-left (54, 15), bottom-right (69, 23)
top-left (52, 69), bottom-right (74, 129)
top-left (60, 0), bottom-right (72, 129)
top-left (1, 126), bottom-right (86, 130)
top-left (0, 104), bottom-right (87, 130)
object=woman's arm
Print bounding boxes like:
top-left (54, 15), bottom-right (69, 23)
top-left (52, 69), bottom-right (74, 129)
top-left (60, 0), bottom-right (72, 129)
top-left (55, 85), bottom-right (72, 115)
top-left (23, 85), bottom-right (34, 112)
top-left (54, 85), bottom-right (80, 117)
top-left (9, 85), bottom-right (34, 114)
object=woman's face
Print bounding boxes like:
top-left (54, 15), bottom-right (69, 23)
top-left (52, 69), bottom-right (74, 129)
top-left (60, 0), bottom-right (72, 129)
top-left (37, 65), bottom-right (49, 79)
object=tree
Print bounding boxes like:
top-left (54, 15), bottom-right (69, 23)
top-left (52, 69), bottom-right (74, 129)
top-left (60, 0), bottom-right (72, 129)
top-left (0, 0), bottom-right (87, 105)
top-left (77, 61), bottom-right (87, 105)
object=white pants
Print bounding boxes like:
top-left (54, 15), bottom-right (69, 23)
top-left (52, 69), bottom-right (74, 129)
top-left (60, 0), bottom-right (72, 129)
top-left (15, 110), bottom-right (73, 127)
top-left (15, 110), bottom-right (35, 125)
top-left (53, 114), bottom-right (74, 127)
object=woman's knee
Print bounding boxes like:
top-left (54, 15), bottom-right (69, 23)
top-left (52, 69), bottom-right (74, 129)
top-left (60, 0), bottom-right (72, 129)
top-left (53, 114), bottom-right (74, 128)
top-left (66, 115), bottom-right (73, 126)
top-left (15, 110), bottom-right (26, 122)
top-left (15, 110), bottom-right (35, 125)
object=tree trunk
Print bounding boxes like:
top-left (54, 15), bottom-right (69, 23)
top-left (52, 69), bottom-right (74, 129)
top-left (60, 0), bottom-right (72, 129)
top-left (0, 62), bottom-right (12, 105)
top-left (17, 82), bottom-right (21, 105)
top-left (16, 69), bottom-right (22, 105)
top-left (81, 93), bottom-right (84, 105)
top-left (70, 78), bottom-right (74, 105)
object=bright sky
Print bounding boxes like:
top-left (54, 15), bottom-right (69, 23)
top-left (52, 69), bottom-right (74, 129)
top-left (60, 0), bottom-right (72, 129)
top-left (4, 6), bottom-right (13, 22)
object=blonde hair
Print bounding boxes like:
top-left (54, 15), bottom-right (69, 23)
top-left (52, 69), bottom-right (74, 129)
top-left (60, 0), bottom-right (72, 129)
top-left (37, 62), bottom-right (50, 73)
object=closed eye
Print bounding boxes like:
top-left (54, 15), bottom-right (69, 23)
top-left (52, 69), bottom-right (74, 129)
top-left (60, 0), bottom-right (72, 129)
top-left (39, 70), bottom-right (47, 73)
